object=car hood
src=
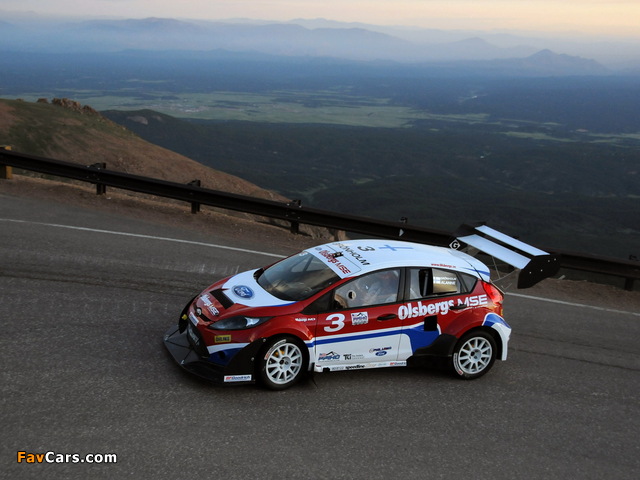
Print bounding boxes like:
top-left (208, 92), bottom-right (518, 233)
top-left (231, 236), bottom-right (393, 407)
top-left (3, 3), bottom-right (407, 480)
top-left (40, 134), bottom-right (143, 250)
top-left (220, 269), bottom-right (295, 308)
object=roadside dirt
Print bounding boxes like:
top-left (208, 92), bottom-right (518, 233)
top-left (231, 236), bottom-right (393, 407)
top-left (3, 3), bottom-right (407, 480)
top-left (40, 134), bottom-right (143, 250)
top-left (518, 277), bottom-right (639, 314)
top-left (0, 174), bottom-right (328, 252)
top-left (1, 174), bottom-right (638, 313)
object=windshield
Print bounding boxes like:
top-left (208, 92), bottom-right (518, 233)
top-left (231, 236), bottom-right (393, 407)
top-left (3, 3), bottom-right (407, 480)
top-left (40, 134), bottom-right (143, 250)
top-left (257, 251), bottom-right (340, 301)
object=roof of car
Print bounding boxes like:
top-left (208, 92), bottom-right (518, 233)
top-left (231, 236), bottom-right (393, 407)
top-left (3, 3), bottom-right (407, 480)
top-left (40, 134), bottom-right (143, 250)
top-left (306, 239), bottom-right (490, 281)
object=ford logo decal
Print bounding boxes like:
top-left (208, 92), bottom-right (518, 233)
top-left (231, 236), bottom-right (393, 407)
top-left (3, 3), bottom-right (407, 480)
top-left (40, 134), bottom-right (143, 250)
top-left (232, 285), bottom-right (254, 299)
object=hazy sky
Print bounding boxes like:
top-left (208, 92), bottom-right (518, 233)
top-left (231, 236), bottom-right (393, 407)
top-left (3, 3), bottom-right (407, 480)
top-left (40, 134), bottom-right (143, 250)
top-left (4, 0), bottom-right (640, 36)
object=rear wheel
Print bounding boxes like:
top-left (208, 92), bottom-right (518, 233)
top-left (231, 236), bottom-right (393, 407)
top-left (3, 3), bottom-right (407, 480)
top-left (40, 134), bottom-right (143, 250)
top-left (259, 337), bottom-right (307, 390)
top-left (451, 331), bottom-right (496, 379)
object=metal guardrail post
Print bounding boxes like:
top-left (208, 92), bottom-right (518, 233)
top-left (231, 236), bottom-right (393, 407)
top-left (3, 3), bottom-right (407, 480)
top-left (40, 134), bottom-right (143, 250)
top-left (0, 146), bottom-right (12, 179)
top-left (624, 255), bottom-right (638, 291)
top-left (188, 180), bottom-right (201, 213)
top-left (287, 199), bottom-right (302, 234)
top-left (90, 162), bottom-right (107, 194)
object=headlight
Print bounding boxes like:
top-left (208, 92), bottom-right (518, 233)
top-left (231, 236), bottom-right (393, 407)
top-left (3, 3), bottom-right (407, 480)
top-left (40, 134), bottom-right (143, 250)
top-left (207, 316), bottom-right (271, 330)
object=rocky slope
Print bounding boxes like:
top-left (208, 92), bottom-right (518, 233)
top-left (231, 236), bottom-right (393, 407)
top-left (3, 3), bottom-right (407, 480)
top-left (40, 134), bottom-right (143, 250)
top-left (0, 97), bottom-right (285, 201)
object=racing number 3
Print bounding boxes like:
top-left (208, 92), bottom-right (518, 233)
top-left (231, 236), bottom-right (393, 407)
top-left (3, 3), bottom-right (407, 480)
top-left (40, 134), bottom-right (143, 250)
top-left (324, 313), bottom-right (345, 332)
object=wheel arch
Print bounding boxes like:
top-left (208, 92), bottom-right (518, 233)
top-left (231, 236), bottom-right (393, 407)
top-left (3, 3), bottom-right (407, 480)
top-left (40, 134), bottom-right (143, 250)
top-left (458, 325), bottom-right (506, 361)
top-left (255, 333), bottom-right (312, 388)
top-left (256, 332), bottom-right (310, 358)
top-left (447, 310), bottom-right (510, 362)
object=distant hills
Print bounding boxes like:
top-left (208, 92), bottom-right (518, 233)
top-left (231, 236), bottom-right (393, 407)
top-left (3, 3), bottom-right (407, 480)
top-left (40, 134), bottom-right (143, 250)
top-left (0, 14), bottom-right (632, 73)
top-left (448, 48), bottom-right (608, 76)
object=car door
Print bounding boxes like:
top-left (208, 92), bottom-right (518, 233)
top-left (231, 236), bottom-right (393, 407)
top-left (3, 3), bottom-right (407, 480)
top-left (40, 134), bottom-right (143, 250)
top-left (312, 268), bottom-right (404, 370)
top-left (397, 267), bottom-right (473, 360)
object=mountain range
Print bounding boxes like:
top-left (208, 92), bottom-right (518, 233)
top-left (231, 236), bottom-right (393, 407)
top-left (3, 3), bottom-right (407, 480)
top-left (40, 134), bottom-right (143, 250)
top-left (0, 14), bottom-right (636, 72)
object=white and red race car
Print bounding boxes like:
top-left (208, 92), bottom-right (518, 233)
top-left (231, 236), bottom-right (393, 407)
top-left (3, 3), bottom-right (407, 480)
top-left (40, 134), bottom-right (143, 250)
top-left (164, 224), bottom-right (559, 390)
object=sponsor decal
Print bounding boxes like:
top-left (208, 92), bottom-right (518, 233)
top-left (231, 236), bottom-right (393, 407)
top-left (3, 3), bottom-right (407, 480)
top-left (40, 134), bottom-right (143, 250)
top-left (187, 325), bottom-right (199, 345)
top-left (351, 312), bottom-right (369, 326)
top-left (431, 263), bottom-right (456, 269)
top-left (319, 351), bottom-right (341, 362)
top-left (370, 346), bottom-right (392, 353)
top-left (434, 276), bottom-right (457, 286)
top-left (215, 335), bottom-right (232, 343)
top-left (316, 249), bottom-right (353, 275)
top-left (295, 317), bottom-right (315, 323)
top-left (375, 351), bottom-right (387, 356)
top-left (232, 285), bottom-right (254, 299)
top-left (398, 300), bottom-right (455, 318)
top-left (343, 353), bottom-right (365, 360)
top-left (457, 294), bottom-right (488, 308)
top-left (398, 296), bottom-right (489, 319)
top-left (323, 361), bottom-right (406, 371)
top-left (334, 243), bottom-right (372, 265)
top-left (223, 374), bottom-right (252, 383)
top-left (345, 364), bottom-right (366, 370)
top-left (200, 294), bottom-right (220, 315)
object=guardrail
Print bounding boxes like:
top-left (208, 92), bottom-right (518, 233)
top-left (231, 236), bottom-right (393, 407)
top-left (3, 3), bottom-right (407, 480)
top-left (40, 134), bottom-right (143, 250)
top-left (1, 149), bottom-right (638, 291)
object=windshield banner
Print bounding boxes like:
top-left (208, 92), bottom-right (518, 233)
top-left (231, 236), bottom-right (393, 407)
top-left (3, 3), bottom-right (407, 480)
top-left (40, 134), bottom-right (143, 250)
top-left (309, 245), bottom-right (363, 279)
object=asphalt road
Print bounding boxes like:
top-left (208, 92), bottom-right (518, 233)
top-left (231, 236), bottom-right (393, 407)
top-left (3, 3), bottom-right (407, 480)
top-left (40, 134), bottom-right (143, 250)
top-left (1, 192), bottom-right (639, 480)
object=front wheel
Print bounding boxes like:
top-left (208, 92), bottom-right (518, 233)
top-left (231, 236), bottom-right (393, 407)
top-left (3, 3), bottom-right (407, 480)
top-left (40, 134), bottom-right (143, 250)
top-left (259, 337), bottom-right (308, 390)
top-left (450, 331), bottom-right (497, 379)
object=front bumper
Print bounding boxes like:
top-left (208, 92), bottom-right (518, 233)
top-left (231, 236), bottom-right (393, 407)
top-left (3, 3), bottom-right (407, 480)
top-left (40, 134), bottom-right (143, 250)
top-left (163, 325), bottom-right (260, 385)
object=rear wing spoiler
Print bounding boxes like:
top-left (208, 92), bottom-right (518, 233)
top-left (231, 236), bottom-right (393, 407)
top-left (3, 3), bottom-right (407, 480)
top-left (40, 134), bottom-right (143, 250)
top-left (451, 223), bottom-right (560, 289)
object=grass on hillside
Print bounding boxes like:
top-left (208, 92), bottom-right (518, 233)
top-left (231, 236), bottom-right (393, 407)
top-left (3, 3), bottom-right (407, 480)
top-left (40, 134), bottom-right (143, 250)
top-left (1, 99), bottom-right (138, 156)
top-left (8, 89), bottom-right (637, 146)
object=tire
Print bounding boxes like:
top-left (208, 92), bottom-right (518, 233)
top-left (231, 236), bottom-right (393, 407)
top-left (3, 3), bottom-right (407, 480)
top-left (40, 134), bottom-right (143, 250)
top-left (259, 337), bottom-right (308, 390)
top-left (450, 331), bottom-right (497, 379)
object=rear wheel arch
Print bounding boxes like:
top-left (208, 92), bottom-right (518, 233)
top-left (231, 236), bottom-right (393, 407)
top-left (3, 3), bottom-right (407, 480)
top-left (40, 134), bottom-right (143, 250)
top-left (480, 325), bottom-right (504, 360)
top-left (447, 319), bottom-right (504, 358)
top-left (450, 328), bottom-right (498, 379)
top-left (453, 324), bottom-right (505, 359)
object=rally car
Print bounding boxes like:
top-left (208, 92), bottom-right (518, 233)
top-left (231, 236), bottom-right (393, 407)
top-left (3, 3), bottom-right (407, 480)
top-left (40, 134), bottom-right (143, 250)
top-left (164, 224), bottom-right (559, 390)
